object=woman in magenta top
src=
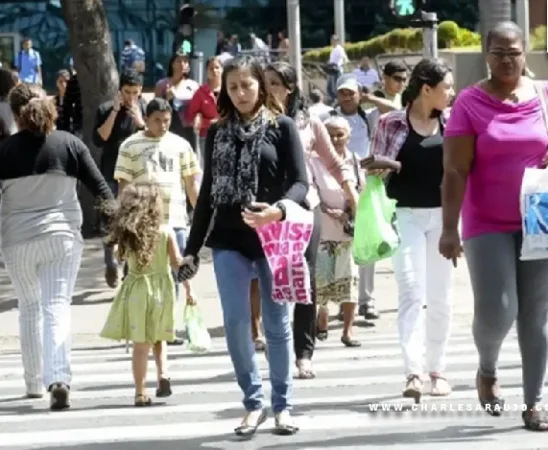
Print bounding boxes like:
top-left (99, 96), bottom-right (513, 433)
top-left (440, 22), bottom-right (548, 431)
top-left (264, 61), bottom-right (359, 379)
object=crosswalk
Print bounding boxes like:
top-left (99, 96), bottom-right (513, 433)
top-left (0, 326), bottom-right (546, 450)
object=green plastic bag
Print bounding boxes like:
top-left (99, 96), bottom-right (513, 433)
top-left (183, 304), bottom-right (212, 353)
top-left (352, 175), bottom-right (400, 265)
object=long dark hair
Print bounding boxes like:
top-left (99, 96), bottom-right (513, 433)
top-left (401, 58), bottom-right (451, 118)
top-left (9, 83), bottom-right (57, 136)
top-left (217, 55), bottom-right (283, 121)
top-left (168, 52), bottom-right (190, 79)
top-left (265, 61), bottom-right (308, 120)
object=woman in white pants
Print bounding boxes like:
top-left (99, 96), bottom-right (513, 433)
top-left (0, 84), bottom-right (113, 410)
top-left (369, 59), bottom-right (454, 402)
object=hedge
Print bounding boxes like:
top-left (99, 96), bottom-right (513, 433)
top-left (303, 21), bottom-right (481, 62)
top-left (531, 26), bottom-right (546, 50)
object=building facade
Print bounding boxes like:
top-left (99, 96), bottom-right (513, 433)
top-left (0, 0), bottom-right (230, 88)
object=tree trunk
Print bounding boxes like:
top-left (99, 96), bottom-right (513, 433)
top-left (61, 0), bottom-right (119, 237)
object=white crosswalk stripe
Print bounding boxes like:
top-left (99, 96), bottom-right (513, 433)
top-left (0, 326), bottom-right (546, 450)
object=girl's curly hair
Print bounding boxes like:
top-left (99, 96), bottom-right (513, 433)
top-left (104, 182), bottom-right (163, 269)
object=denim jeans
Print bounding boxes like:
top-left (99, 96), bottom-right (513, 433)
top-left (212, 249), bottom-right (293, 413)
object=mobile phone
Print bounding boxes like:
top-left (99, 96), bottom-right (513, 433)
top-left (177, 256), bottom-right (200, 282)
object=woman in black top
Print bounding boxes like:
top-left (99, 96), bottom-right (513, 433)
top-left (183, 56), bottom-right (307, 436)
top-left (53, 69), bottom-right (71, 132)
top-left (0, 84), bottom-right (112, 411)
top-left (369, 59), bottom-right (454, 403)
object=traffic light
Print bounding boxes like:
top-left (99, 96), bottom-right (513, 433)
top-left (174, 4), bottom-right (195, 55)
top-left (389, 0), bottom-right (423, 19)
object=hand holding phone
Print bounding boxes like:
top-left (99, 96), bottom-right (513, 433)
top-left (178, 255), bottom-right (200, 282)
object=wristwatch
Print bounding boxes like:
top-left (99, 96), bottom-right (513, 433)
top-left (275, 201), bottom-right (287, 221)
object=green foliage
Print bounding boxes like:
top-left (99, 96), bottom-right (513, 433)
top-left (303, 21), bottom-right (480, 62)
top-left (438, 21), bottom-right (459, 47)
top-left (531, 26), bottom-right (547, 51)
top-left (220, 0), bottom-right (479, 51)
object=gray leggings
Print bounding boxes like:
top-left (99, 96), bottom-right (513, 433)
top-left (464, 232), bottom-right (548, 406)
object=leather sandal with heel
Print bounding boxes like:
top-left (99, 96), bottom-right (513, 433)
top-left (234, 408), bottom-right (267, 437)
top-left (134, 394), bottom-right (152, 407)
top-left (476, 370), bottom-right (505, 416)
top-left (430, 373), bottom-right (452, 397)
top-left (403, 375), bottom-right (422, 403)
top-left (522, 408), bottom-right (548, 431)
top-left (274, 410), bottom-right (299, 435)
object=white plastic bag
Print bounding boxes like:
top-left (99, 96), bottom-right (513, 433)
top-left (520, 167), bottom-right (548, 260)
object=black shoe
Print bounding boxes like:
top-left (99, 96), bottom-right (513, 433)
top-left (167, 338), bottom-right (185, 346)
top-left (359, 304), bottom-right (380, 320)
top-left (49, 382), bottom-right (70, 411)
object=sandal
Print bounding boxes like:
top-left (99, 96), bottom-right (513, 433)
top-left (316, 328), bottom-right (328, 341)
top-left (296, 359), bottom-right (315, 379)
top-left (341, 336), bottom-right (361, 347)
top-left (430, 373), bottom-right (452, 396)
top-left (403, 374), bottom-right (422, 403)
top-left (274, 410), bottom-right (299, 435)
top-left (234, 408), bottom-right (267, 436)
top-left (476, 370), bottom-right (505, 416)
top-left (156, 378), bottom-right (172, 398)
top-left (254, 338), bottom-right (266, 352)
top-left (134, 394), bottom-right (152, 407)
top-left (522, 408), bottom-right (548, 431)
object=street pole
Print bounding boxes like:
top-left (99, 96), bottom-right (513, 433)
top-left (421, 11), bottom-right (438, 59)
top-left (191, 51), bottom-right (204, 84)
top-left (191, 51), bottom-right (204, 155)
top-left (334, 0), bottom-right (345, 45)
top-left (515, 0), bottom-right (530, 50)
top-left (287, 0), bottom-right (303, 89)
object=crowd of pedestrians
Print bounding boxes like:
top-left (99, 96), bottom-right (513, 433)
top-left (0, 20), bottom-right (547, 436)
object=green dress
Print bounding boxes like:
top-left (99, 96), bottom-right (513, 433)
top-left (100, 226), bottom-right (176, 344)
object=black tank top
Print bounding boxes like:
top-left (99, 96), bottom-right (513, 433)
top-left (386, 116), bottom-right (444, 208)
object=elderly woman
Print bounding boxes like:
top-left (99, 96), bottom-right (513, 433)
top-left (311, 115), bottom-right (363, 347)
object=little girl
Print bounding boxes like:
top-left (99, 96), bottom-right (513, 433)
top-left (101, 182), bottom-right (181, 406)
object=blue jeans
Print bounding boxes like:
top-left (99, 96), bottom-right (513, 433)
top-left (212, 249), bottom-right (293, 413)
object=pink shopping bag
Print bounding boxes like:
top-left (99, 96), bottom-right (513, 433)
top-left (255, 200), bottom-right (314, 304)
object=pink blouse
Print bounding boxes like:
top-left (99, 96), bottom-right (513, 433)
top-left (308, 150), bottom-right (363, 242)
top-left (299, 116), bottom-right (353, 209)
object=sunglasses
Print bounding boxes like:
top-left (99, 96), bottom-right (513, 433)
top-left (488, 50), bottom-right (523, 59)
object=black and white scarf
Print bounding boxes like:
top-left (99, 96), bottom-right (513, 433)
top-left (211, 110), bottom-right (268, 207)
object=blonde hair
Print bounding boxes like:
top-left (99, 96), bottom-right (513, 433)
top-left (104, 182), bottom-right (163, 269)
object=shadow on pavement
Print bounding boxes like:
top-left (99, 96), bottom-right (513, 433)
top-left (0, 290), bottom-right (113, 314)
top-left (26, 424), bottom-right (523, 450)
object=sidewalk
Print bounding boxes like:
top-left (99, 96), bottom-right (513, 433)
top-left (0, 238), bottom-right (475, 350)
